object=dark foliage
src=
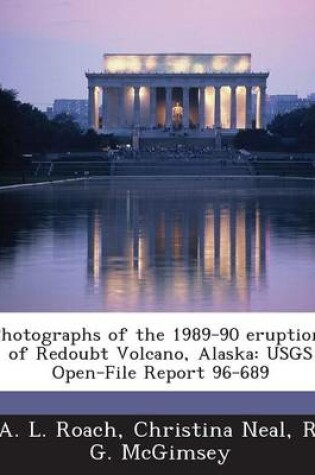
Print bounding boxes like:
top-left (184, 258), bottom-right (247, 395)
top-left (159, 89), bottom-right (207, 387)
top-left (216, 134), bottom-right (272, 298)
top-left (269, 105), bottom-right (315, 151)
top-left (0, 87), bottom-right (104, 170)
top-left (234, 105), bottom-right (315, 152)
top-left (234, 129), bottom-right (282, 151)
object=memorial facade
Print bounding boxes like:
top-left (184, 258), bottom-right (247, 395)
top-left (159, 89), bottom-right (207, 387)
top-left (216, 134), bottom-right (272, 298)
top-left (86, 54), bottom-right (269, 134)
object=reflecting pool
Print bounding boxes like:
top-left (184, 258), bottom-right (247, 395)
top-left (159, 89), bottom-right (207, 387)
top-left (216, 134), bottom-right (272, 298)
top-left (0, 177), bottom-right (314, 311)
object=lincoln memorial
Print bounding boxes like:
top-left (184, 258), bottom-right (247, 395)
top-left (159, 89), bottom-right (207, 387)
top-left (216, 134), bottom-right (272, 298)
top-left (86, 54), bottom-right (269, 135)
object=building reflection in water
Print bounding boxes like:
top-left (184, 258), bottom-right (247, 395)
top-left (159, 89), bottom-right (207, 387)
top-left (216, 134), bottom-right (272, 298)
top-left (92, 211), bottom-right (102, 288)
top-left (88, 192), bottom-right (267, 310)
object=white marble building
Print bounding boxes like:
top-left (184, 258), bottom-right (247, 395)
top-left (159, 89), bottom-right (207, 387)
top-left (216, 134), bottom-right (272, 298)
top-left (86, 54), bottom-right (269, 134)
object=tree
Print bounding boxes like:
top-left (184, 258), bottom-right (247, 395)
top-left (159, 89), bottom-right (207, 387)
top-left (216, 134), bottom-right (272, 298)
top-left (234, 129), bottom-right (281, 151)
top-left (0, 88), bottom-right (21, 167)
top-left (269, 105), bottom-right (315, 151)
top-left (50, 113), bottom-right (82, 151)
top-left (234, 105), bottom-right (315, 152)
top-left (18, 102), bottom-right (54, 153)
top-left (0, 86), bottom-right (105, 170)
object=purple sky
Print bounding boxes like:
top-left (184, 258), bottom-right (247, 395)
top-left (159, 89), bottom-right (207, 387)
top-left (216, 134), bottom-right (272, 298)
top-left (1, 0), bottom-right (314, 110)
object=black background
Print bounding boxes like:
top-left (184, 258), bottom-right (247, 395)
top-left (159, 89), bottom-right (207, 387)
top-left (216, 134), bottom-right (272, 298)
top-left (0, 415), bottom-right (314, 474)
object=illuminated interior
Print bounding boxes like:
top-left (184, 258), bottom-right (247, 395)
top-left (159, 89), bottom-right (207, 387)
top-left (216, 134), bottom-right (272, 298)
top-left (205, 87), bottom-right (215, 128)
top-left (139, 86), bottom-right (150, 126)
top-left (98, 83), bottom-right (263, 130)
top-left (236, 86), bottom-right (246, 129)
top-left (103, 54), bottom-right (251, 74)
top-left (220, 87), bottom-right (231, 129)
top-left (172, 102), bottom-right (183, 128)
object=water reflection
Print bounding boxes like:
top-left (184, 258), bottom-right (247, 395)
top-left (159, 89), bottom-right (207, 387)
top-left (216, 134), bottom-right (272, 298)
top-left (87, 181), bottom-right (268, 310)
top-left (0, 178), bottom-right (315, 311)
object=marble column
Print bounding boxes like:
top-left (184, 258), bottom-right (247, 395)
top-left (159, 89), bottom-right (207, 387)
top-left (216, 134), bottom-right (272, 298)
top-left (260, 85), bottom-right (267, 129)
top-left (102, 87), bottom-right (107, 130)
top-left (214, 86), bottom-right (221, 128)
top-left (118, 87), bottom-right (124, 127)
top-left (183, 87), bottom-right (189, 128)
top-left (133, 86), bottom-right (140, 127)
top-left (165, 87), bottom-right (172, 128)
top-left (88, 86), bottom-right (96, 129)
top-left (150, 87), bottom-right (157, 128)
top-left (230, 86), bottom-right (237, 130)
top-left (246, 86), bottom-right (252, 129)
top-left (95, 88), bottom-right (101, 129)
top-left (199, 87), bottom-right (205, 129)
